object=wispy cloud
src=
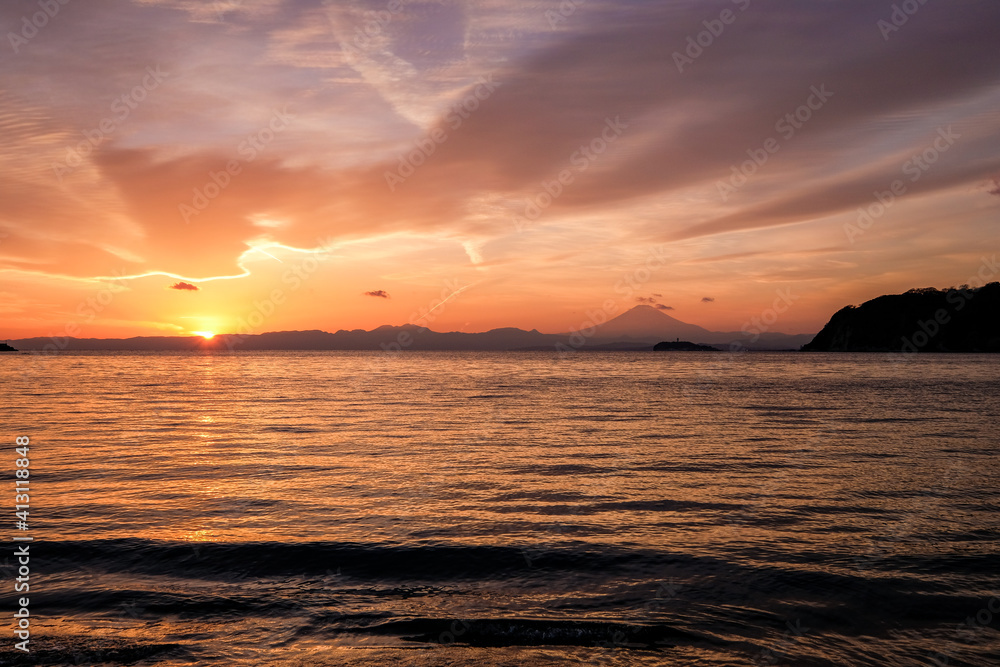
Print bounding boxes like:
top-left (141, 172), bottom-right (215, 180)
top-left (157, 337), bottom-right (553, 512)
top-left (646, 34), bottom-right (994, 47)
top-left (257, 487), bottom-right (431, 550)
top-left (2, 0), bottom-right (999, 337)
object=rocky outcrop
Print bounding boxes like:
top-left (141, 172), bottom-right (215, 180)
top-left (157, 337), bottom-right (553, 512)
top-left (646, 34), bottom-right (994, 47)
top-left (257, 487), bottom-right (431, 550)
top-left (802, 283), bottom-right (1000, 352)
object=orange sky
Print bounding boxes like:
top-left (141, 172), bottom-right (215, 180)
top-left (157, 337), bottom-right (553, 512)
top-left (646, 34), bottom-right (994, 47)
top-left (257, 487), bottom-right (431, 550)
top-left (2, 0), bottom-right (999, 340)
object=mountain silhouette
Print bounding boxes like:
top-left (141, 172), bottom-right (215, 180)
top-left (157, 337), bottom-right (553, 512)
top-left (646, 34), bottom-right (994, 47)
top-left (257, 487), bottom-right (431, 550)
top-left (594, 305), bottom-right (714, 341)
top-left (592, 305), bottom-right (811, 349)
top-left (7, 307), bottom-right (813, 352)
top-left (803, 282), bottom-right (1000, 352)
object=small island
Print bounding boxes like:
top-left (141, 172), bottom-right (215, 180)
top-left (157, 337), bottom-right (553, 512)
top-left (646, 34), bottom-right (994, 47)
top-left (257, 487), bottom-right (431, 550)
top-left (0, 342), bottom-right (18, 352)
top-left (653, 340), bottom-right (719, 352)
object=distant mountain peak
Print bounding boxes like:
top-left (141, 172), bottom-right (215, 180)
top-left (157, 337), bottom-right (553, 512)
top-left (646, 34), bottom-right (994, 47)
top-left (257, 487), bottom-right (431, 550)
top-left (614, 304), bottom-right (686, 322)
top-left (592, 304), bottom-right (711, 340)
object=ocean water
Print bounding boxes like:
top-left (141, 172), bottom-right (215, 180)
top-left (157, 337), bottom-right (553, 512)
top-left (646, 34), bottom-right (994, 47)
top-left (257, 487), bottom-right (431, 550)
top-left (1, 351), bottom-right (998, 666)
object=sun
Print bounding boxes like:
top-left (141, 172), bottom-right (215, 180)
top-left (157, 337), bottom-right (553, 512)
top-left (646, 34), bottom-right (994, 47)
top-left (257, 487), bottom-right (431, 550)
top-left (193, 331), bottom-right (216, 339)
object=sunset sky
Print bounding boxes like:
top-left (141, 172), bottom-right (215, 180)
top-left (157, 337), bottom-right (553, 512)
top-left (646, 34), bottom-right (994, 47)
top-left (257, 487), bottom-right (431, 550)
top-left (1, 0), bottom-right (999, 340)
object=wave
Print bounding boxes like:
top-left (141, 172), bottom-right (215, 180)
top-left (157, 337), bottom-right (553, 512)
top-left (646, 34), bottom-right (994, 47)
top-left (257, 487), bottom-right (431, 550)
top-left (339, 617), bottom-right (710, 648)
top-left (41, 538), bottom-right (998, 582)
top-left (0, 640), bottom-right (186, 666)
top-left (41, 538), bottom-right (690, 581)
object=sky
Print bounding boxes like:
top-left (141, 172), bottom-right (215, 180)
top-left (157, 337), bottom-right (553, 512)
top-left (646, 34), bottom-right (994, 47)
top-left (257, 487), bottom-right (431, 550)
top-left (1, 0), bottom-right (999, 340)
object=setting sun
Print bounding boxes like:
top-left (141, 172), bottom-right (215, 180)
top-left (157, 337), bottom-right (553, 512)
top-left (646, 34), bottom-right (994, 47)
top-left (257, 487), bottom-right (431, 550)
top-left (194, 331), bottom-right (215, 339)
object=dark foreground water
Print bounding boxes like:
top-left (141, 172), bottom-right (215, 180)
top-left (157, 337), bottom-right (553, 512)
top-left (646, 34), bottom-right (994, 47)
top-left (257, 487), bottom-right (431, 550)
top-left (1, 351), bottom-right (998, 666)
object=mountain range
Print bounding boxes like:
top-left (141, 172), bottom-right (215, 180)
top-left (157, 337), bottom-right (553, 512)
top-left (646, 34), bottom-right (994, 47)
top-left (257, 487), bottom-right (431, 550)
top-left (8, 305), bottom-right (814, 352)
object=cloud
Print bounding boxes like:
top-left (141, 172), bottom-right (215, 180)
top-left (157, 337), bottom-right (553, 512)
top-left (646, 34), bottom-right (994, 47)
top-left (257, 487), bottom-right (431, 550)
top-left (169, 281), bottom-right (198, 291)
top-left (364, 290), bottom-right (390, 299)
top-left (3, 0), bottom-right (1000, 339)
top-left (701, 297), bottom-right (715, 303)
top-left (638, 295), bottom-right (675, 310)
top-left (462, 240), bottom-right (485, 265)
top-left (6, 0), bottom-right (999, 275)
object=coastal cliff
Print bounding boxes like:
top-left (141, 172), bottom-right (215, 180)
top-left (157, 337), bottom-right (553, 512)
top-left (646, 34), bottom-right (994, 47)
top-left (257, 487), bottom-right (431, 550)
top-left (802, 282), bottom-right (1000, 352)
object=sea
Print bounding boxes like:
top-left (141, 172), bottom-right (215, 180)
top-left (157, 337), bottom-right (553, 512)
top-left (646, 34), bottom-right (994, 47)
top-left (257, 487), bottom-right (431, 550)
top-left (0, 351), bottom-right (998, 666)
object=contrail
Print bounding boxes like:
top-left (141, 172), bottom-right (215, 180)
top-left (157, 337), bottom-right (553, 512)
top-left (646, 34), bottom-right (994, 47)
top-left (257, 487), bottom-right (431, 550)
top-left (253, 246), bottom-right (284, 263)
top-left (417, 283), bottom-right (475, 322)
